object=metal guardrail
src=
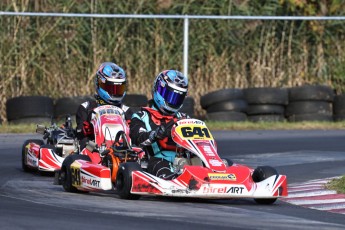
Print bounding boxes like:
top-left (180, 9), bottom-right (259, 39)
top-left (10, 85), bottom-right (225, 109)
top-left (2, 12), bottom-right (345, 77)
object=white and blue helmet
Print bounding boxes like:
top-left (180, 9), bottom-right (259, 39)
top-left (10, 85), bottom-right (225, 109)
top-left (152, 70), bottom-right (188, 115)
top-left (95, 62), bottom-right (126, 105)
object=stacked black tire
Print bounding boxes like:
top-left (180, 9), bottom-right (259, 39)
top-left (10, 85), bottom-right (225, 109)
top-left (6, 94), bottom-right (149, 124)
top-left (180, 96), bottom-right (195, 117)
top-left (244, 87), bottom-right (288, 122)
top-left (6, 96), bottom-right (54, 124)
top-left (200, 89), bottom-right (248, 122)
top-left (286, 85), bottom-right (334, 122)
top-left (333, 94), bottom-right (345, 121)
top-left (123, 94), bottom-right (148, 113)
top-left (54, 95), bottom-right (95, 122)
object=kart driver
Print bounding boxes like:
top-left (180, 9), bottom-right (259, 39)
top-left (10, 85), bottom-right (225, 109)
top-left (76, 62), bottom-right (133, 150)
top-left (130, 70), bottom-right (189, 180)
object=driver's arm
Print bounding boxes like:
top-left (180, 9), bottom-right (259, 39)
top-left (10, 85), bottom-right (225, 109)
top-left (130, 112), bottom-right (155, 147)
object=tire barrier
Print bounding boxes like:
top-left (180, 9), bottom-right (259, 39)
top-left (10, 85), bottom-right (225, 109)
top-left (333, 94), bottom-right (345, 121)
top-left (286, 85), bottom-right (334, 122)
top-left (206, 111), bottom-right (248, 122)
top-left (123, 94), bottom-right (148, 107)
top-left (5, 86), bottom-right (343, 124)
top-left (200, 88), bottom-right (245, 109)
top-left (244, 87), bottom-right (288, 122)
top-left (123, 94), bottom-right (149, 113)
top-left (180, 97), bottom-right (195, 117)
top-left (200, 88), bottom-right (247, 122)
top-left (54, 95), bottom-right (95, 122)
top-left (5, 94), bottom-right (149, 124)
top-left (6, 96), bottom-right (54, 124)
top-left (288, 85), bottom-right (334, 102)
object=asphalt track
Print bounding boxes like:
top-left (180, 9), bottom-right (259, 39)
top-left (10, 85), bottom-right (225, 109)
top-left (1, 130), bottom-right (345, 230)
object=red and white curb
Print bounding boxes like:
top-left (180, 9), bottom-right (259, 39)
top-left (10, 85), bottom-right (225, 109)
top-left (281, 177), bottom-right (345, 214)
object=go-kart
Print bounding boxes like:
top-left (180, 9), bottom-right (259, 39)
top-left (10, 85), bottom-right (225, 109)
top-left (54, 105), bottom-right (144, 192)
top-left (56, 106), bottom-right (287, 204)
top-left (21, 116), bottom-right (78, 174)
top-left (116, 119), bottom-right (288, 204)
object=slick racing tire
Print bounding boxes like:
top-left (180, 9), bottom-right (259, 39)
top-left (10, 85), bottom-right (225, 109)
top-left (116, 162), bottom-right (143, 200)
top-left (252, 166), bottom-right (278, 205)
top-left (21, 139), bottom-right (44, 172)
top-left (60, 154), bottom-right (91, 193)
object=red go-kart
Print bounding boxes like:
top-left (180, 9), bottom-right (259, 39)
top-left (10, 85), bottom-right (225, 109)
top-left (22, 116), bottom-right (78, 174)
top-left (56, 106), bottom-right (287, 204)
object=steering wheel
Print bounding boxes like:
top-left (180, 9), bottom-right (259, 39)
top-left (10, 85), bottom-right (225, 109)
top-left (114, 130), bottom-right (131, 150)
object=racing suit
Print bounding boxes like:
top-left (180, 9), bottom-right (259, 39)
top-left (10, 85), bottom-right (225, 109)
top-left (130, 102), bottom-right (188, 180)
top-left (76, 96), bottom-right (133, 150)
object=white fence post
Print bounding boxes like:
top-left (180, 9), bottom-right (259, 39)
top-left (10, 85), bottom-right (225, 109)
top-left (183, 15), bottom-right (189, 78)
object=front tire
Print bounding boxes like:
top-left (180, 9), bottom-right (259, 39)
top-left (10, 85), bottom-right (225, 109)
top-left (116, 162), bottom-right (142, 200)
top-left (252, 166), bottom-right (278, 205)
top-left (21, 139), bottom-right (44, 172)
top-left (61, 154), bottom-right (90, 193)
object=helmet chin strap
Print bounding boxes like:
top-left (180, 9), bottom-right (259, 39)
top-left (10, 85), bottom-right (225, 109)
top-left (95, 94), bottom-right (122, 106)
top-left (95, 94), bottom-right (107, 106)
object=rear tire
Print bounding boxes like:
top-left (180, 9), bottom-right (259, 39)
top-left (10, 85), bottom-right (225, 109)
top-left (116, 162), bottom-right (142, 200)
top-left (21, 139), bottom-right (44, 172)
top-left (252, 166), bottom-right (278, 205)
top-left (61, 154), bottom-right (91, 193)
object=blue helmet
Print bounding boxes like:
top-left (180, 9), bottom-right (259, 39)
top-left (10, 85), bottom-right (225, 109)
top-left (152, 70), bottom-right (188, 115)
top-left (95, 62), bottom-right (127, 105)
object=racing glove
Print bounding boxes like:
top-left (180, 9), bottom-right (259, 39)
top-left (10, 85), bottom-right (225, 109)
top-left (82, 121), bottom-right (93, 136)
top-left (149, 125), bottom-right (167, 142)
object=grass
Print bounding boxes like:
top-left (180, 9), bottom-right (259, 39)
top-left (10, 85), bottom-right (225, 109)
top-left (326, 176), bottom-right (345, 194)
top-left (1, 121), bottom-right (345, 133)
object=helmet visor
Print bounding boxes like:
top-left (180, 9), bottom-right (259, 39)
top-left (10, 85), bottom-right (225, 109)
top-left (99, 80), bottom-right (126, 97)
top-left (156, 81), bottom-right (186, 109)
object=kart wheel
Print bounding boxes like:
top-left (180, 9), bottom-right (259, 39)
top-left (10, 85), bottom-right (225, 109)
top-left (61, 154), bottom-right (91, 193)
top-left (221, 158), bottom-right (233, 167)
top-left (116, 162), bottom-right (142, 200)
top-left (252, 166), bottom-right (278, 205)
top-left (21, 139), bottom-right (44, 172)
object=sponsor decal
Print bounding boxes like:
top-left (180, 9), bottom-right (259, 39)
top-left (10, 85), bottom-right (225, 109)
top-left (178, 120), bottom-right (204, 125)
top-left (200, 145), bottom-right (215, 156)
top-left (27, 157), bottom-right (37, 166)
top-left (208, 173), bottom-right (236, 181)
top-left (71, 167), bottom-right (81, 186)
top-left (82, 176), bottom-right (100, 187)
top-left (176, 125), bottom-right (213, 140)
top-left (26, 151), bottom-right (37, 166)
top-left (209, 159), bottom-right (223, 167)
top-left (202, 186), bottom-right (244, 194)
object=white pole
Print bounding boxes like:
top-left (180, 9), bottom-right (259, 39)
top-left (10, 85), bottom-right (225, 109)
top-left (183, 16), bottom-right (189, 78)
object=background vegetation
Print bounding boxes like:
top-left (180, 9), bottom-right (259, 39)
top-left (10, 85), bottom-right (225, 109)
top-left (1, 0), bottom-right (345, 122)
